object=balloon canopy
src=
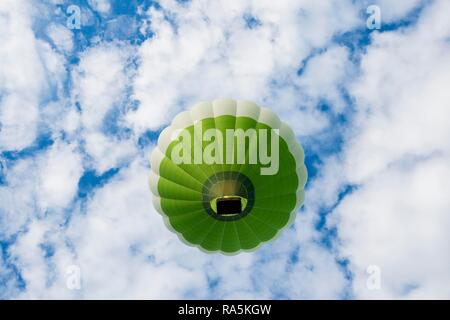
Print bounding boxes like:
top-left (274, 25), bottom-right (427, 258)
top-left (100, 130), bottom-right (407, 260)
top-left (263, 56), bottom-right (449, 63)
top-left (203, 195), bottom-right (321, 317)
top-left (149, 99), bottom-right (307, 254)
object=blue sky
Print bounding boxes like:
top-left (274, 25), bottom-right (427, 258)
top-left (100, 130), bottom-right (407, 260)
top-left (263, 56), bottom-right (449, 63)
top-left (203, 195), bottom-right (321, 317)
top-left (1, 0), bottom-right (449, 299)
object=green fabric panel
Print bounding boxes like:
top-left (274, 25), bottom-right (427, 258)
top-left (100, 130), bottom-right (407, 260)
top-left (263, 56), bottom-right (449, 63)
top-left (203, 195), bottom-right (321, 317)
top-left (220, 222), bottom-right (241, 253)
top-left (182, 217), bottom-right (217, 245)
top-left (243, 215), bottom-right (278, 242)
top-left (246, 207), bottom-right (292, 230)
top-left (198, 222), bottom-right (226, 252)
top-left (168, 210), bottom-right (207, 232)
top-left (160, 198), bottom-right (204, 216)
top-left (157, 114), bottom-right (304, 253)
top-left (158, 158), bottom-right (204, 192)
top-left (234, 219), bottom-right (260, 250)
top-left (158, 177), bottom-right (203, 201)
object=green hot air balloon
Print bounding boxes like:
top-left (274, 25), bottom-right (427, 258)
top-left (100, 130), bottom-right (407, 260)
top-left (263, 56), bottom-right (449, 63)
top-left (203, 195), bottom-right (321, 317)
top-left (149, 99), bottom-right (307, 254)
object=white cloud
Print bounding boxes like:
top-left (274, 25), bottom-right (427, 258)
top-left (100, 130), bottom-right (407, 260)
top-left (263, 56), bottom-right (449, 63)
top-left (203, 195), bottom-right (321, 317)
top-left (88, 0), bottom-right (111, 15)
top-left (37, 142), bottom-right (83, 210)
top-left (47, 23), bottom-right (74, 53)
top-left (0, 96), bottom-right (39, 151)
top-left (0, 1), bottom-right (43, 151)
top-left (0, 1), bottom-right (67, 151)
top-left (83, 132), bottom-right (136, 172)
top-left (0, 157), bottom-right (37, 238)
top-left (74, 44), bottom-right (130, 131)
top-left (72, 43), bottom-right (137, 172)
top-left (55, 158), bottom-right (211, 298)
top-left (296, 46), bottom-right (353, 113)
top-left (0, 141), bottom-right (83, 239)
top-left (9, 216), bottom-right (83, 299)
top-left (6, 156), bottom-right (346, 299)
top-left (127, 0), bottom-right (360, 135)
top-left (333, 156), bottom-right (450, 299)
top-left (2, 0), bottom-right (449, 300)
top-left (327, 0), bottom-right (450, 299)
top-left (0, 0), bottom-right (69, 239)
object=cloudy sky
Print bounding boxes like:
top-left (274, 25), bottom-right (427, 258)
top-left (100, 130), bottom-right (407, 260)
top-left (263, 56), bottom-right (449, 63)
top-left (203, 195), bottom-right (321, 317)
top-left (1, 0), bottom-right (449, 299)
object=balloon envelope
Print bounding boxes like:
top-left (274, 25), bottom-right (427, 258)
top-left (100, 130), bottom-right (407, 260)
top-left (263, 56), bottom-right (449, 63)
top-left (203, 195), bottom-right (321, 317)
top-left (149, 99), bottom-right (307, 254)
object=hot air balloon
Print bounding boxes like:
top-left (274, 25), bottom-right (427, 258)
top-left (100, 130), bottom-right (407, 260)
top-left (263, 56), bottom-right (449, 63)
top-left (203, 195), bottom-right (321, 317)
top-left (149, 99), bottom-right (307, 254)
